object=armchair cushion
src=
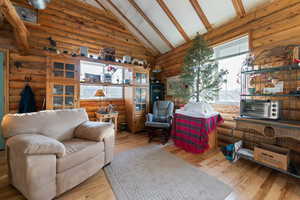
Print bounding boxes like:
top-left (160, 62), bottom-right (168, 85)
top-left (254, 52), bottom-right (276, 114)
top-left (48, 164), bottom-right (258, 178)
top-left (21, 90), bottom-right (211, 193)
top-left (74, 121), bottom-right (114, 142)
top-left (57, 138), bottom-right (104, 173)
top-left (145, 121), bottom-right (171, 128)
top-left (6, 134), bottom-right (66, 158)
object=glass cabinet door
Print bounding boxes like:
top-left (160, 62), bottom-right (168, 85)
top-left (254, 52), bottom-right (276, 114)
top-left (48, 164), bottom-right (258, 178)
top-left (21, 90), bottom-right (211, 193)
top-left (135, 87), bottom-right (147, 112)
top-left (53, 62), bottom-right (64, 78)
top-left (64, 85), bottom-right (75, 107)
top-left (51, 61), bottom-right (78, 81)
top-left (65, 64), bottom-right (75, 79)
top-left (49, 83), bottom-right (78, 110)
top-left (135, 72), bottom-right (148, 85)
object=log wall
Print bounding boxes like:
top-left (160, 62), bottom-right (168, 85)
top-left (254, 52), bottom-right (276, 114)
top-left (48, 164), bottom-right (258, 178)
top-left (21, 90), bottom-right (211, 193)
top-left (155, 0), bottom-right (300, 145)
top-left (0, 0), bottom-right (154, 124)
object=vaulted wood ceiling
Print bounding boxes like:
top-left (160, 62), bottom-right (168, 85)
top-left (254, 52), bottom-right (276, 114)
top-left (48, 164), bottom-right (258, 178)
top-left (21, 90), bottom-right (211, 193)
top-left (80, 0), bottom-right (271, 55)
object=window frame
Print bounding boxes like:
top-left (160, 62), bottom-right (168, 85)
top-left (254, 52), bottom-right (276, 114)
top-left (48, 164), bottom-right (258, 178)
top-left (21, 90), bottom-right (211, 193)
top-left (211, 34), bottom-right (251, 106)
top-left (79, 61), bottom-right (124, 101)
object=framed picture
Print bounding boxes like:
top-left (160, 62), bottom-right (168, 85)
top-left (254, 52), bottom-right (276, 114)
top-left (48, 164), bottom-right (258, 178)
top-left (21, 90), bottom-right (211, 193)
top-left (166, 75), bottom-right (181, 96)
top-left (14, 5), bottom-right (38, 23)
top-left (84, 73), bottom-right (101, 83)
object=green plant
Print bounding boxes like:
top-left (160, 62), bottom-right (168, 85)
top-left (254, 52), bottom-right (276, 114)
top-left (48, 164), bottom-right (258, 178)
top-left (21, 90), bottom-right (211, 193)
top-left (173, 34), bottom-right (228, 102)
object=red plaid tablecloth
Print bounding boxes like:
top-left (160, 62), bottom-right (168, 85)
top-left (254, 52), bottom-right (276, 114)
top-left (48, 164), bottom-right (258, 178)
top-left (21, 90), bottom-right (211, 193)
top-left (171, 113), bottom-right (224, 154)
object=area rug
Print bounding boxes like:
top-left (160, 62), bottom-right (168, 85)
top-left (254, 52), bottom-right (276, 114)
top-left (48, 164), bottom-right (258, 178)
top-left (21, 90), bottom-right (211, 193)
top-left (104, 145), bottom-right (232, 200)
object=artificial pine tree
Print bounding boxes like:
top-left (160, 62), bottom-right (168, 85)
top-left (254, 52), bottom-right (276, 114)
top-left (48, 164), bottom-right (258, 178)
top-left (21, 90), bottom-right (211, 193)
top-left (173, 34), bottom-right (228, 102)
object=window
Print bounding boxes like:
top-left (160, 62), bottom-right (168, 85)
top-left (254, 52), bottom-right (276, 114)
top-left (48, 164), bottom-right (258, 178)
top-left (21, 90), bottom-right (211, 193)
top-left (80, 61), bottom-right (123, 100)
top-left (213, 35), bottom-right (249, 105)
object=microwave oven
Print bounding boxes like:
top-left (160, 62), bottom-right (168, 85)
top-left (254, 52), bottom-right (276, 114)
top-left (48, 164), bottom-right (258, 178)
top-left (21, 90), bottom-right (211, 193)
top-left (240, 100), bottom-right (281, 119)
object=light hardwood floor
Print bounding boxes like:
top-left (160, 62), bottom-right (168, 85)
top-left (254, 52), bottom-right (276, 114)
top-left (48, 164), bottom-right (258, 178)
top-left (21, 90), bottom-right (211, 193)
top-left (1, 132), bottom-right (300, 200)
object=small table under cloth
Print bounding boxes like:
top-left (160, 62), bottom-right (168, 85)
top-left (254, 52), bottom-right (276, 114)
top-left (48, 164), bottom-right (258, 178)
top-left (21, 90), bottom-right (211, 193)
top-left (171, 113), bottom-right (224, 154)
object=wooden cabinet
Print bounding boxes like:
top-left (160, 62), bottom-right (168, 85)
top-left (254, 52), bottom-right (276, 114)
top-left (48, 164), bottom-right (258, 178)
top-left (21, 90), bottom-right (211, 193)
top-left (46, 58), bottom-right (80, 110)
top-left (47, 82), bottom-right (79, 110)
top-left (48, 58), bottom-right (80, 81)
top-left (124, 67), bottom-right (150, 133)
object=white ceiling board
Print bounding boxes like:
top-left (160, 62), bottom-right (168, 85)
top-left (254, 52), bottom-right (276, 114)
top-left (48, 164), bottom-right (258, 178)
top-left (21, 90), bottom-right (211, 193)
top-left (164, 0), bottom-right (206, 38)
top-left (137, 21), bottom-right (171, 53)
top-left (113, 0), bottom-right (145, 26)
top-left (98, 0), bottom-right (158, 53)
top-left (198, 0), bottom-right (236, 28)
top-left (79, 0), bottom-right (103, 10)
top-left (135, 0), bottom-right (185, 47)
top-left (242, 0), bottom-right (271, 13)
top-left (84, 0), bottom-right (274, 55)
top-left (115, 0), bottom-right (170, 52)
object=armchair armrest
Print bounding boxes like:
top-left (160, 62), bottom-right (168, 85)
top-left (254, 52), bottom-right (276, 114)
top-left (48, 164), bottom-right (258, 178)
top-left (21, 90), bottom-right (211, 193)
top-left (6, 134), bottom-right (66, 158)
top-left (167, 114), bottom-right (173, 123)
top-left (74, 121), bottom-right (114, 142)
top-left (75, 121), bottom-right (115, 164)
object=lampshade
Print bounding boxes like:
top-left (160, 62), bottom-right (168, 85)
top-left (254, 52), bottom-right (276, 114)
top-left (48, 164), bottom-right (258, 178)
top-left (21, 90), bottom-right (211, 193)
top-left (95, 89), bottom-right (105, 97)
top-left (152, 65), bottom-right (162, 73)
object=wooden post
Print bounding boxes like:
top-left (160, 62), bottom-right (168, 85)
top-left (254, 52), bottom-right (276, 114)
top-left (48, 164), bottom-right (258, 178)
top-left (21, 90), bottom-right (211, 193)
top-left (0, 0), bottom-right (29, 50)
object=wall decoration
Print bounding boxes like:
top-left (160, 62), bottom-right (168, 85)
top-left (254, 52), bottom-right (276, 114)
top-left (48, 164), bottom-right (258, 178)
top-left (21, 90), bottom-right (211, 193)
top-left (100, 47), bottom-right (115, 61)
top-left (14, 5), bottom-right (37, 23)
top-left (166, 75), bottom-right (180, 96)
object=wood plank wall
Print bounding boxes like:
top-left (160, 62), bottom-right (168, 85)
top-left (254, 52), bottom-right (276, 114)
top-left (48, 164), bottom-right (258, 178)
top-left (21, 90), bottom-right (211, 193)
top-left (80, 100), bottom-right (126, 122)
top-left (0, 0), bottom-right (154, 125)
top-left (155, 0), bottom-right (300, 145)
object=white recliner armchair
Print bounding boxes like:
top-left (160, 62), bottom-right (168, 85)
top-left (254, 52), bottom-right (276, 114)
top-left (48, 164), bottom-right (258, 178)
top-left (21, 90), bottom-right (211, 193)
top-left (1, 108), bottom-right (115, 200)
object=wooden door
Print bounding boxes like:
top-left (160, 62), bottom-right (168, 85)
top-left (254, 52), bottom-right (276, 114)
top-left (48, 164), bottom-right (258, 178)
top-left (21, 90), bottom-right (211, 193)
top-left (0, 52), bottom-right (4, 149)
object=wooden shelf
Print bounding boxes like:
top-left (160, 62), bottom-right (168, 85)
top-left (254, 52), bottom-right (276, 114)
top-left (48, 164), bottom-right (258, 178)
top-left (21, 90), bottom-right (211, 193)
top-left (80, 82), bottom-right (149, 87)
top-left (43, 52), bottom-right (149, 70)
top-left (238, 153), bottom-right (300, 179)
top-left (241, 64), bottom-right (300, 74)
top-left (235, 117), bottom-right (300, 130)
top-left (241, 94), bottom-right (300, 97)
top-left (80, 82), bottom-right (125, 87)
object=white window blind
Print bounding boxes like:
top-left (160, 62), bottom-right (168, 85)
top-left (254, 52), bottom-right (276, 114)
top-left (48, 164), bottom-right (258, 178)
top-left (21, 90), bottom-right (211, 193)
top-left (213, 35), bottom-right (249, 61)
top-left (212, 35), bottom-right (249, 105)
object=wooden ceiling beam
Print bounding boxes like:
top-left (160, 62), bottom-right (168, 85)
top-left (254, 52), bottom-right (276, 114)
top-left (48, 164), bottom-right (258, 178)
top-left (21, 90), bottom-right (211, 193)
top-left (105, 0), bottom-right (160, 55)
top-left (94, 0), bottom-right (107, 11)
top-left (232, 0), bottom-right (246, 18)
top-left (0, 0), bottom-right (29, 50)
top-left (156, 0), bottom-right (190, 42)
top-left (189, 0), bottom-right (212, 31)
top-left (128, 0), bottom-right (174, 49)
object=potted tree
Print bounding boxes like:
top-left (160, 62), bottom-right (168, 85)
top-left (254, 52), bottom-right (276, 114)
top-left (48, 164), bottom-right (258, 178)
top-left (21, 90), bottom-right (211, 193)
top-left (173, 34), bottom-right (228, 111)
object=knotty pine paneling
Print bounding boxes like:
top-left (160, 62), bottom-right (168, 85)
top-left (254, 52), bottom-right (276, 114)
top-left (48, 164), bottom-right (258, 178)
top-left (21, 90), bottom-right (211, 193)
top-left (0, 0), bottom-right (154, 123)
top-left (155, 0), bottom-right (300, 144)
top-left (80, 100), bottom-right (126, 123)
top-left (9, 54), bottom-right (46, 113)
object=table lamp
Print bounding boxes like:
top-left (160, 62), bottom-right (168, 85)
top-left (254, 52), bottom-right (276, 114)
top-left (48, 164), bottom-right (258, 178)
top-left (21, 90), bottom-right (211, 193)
top-left (95, 89), bottom-right (106, 113)
top-left (95, 89), bottom-right (105, 98)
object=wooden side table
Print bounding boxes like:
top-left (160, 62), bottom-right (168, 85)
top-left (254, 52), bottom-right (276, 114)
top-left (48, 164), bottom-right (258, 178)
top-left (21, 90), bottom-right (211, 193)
top-left (95, 112), bottom-right (119, 134)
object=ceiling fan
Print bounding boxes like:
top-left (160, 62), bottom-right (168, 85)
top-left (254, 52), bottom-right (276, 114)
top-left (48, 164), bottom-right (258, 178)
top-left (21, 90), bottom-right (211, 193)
top-left (28, 0), bottom-right (51, 9)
